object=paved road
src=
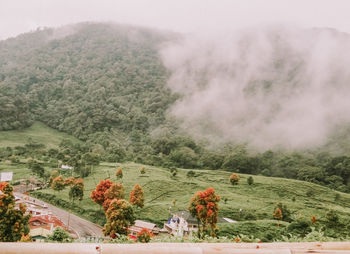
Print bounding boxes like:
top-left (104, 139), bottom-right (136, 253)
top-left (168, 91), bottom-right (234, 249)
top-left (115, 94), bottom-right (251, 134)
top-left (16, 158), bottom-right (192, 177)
top-left (15, 192), bottom-right (104, 238)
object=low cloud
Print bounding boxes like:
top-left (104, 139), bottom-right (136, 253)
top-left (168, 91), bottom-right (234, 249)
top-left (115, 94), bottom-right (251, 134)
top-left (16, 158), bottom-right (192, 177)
top-left (161, 26), bottom-right (350, 150)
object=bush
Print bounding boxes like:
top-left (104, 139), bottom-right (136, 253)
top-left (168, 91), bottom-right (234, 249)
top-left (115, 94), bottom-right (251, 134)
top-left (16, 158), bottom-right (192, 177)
top-left (47, 227), bottom-right (71, 242)
top-left (244, 212), bottom-right (257, 220)
top-left (274, 203), bottom-right (292, 222)
top-left (286, 219), bottom-right (312, 237)
top-left (137, 228), bottom-right (153, 243)
top-left (229, 173), bottom-right (240, 185)
top-left (324, 210), bottom-right (340, 228)
top-left (247, 176), bottom-right (254, 185)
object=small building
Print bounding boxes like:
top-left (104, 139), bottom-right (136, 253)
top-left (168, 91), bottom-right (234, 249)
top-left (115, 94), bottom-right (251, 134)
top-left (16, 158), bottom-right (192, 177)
top-left (0, 172), bottom-right (13, 182)
top-left (29, 215), bottom-right (67, 241)
top-left (128, 220), bottom-right (160, 236)
top-left (163, 211), bottom-right (198, 237)
top-left (29, 215), bottom-right (65, 231)
top-left (61, 165), bottom-right (73, 170)
top-left (30, 227), bottom-right (52, 242)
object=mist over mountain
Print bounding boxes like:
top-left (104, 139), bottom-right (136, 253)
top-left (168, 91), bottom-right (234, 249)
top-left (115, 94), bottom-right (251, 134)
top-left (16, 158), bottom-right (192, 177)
top-left (161, 26), bottom-right (350, 151)
top-left (2, 22), bottom-right (350, 152)
top-left (3, 22), bottom-right (350, 191)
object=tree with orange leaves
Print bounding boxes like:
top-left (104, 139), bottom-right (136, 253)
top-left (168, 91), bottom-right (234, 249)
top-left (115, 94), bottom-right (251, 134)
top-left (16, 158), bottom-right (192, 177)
top-left (103, 199), bottom-right (135, 238)
top-left (229, 173), bottom-right (240, 185)
top-left (129, 184), bottom-right (144, 208)
top-left (311, 215), bottom-right (317, 224)
top-left (115, 168), bottom-right (123, 180)
top-left (90, 179), bottom-right (113, 206)
top-left (0, 183), bottom-right (30, 242)
top-left (137, 228), bottom-right (153, 242)
top-left (102, 183), bottom-right (125, 211)
top-left (64, 177), bottom-right (76, 187)
top-left (0, 181), bottom-right (8, 191)
top-left (51, 175), bottom-right (66, 192)
top-left (188, 187), bottom-right (220, 238)
top-left (273, 208), bottom-right (282, 226)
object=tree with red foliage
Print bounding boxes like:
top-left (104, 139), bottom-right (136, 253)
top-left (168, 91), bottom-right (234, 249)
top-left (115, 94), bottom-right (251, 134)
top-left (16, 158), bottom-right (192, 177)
top-left (273, 208), bottom-right (282, 226)
top-left (102, 183), bottom-right (125, 211)
top-left (137, 228), bottom-right (153, 243)
top-left (64, 177), bottom-right (76, 187)
top-left (103, 199), bottom-right (135, 238)
top-left (129, 184), bottom-right (144, 208)
top-left (0, 182), bottom-right (8, 191)
top-left (90, 179), bottom-right (113, 206)
top-left (188, 187), bottom-right (220, 238)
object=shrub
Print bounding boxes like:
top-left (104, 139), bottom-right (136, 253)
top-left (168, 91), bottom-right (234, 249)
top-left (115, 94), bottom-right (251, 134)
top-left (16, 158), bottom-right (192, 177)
top-left (247, 176), bottom-right (254, 185)
top-left (140, 167), bottom-right (146, 175)
top-left (48, 227), bottom-right (71, 242)
top-left (137, 228), bottom-right (153, 243)
top-left (187, 170), bottom-right (196, 178)
top-left (274, 203), bottom-right (292, 222)
top-left (229, 173), bottom-right (240, 185)
top-left (286, 219), bottom-right (312, 237)
top-left (116, 168), bottom-right (123, 179)
top-left (169, 167), bottom-right (177, 177)
top-left (244, 212), bottom-right (257, 220)
top-left (324, 210), bottom-right (340, 228)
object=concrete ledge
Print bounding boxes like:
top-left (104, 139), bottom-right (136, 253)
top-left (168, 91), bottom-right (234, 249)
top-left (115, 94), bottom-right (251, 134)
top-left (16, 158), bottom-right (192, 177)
top-left (0, 242), bottom-right (350, 254)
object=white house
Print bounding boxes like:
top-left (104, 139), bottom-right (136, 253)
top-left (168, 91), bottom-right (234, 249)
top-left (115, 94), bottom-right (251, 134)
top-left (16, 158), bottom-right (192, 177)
top-left (163, 211), bottom-right (198, 237)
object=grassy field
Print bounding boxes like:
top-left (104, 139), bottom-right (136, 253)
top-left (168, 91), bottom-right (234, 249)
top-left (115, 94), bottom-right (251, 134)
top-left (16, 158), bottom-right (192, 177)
top-left (0, 121), bottom-right (81, 148)
top-left (0, 122), bottom-right (81, 181)
top-left (1, 122), bottom-right (350, 240)
top-left (34, 161), bottom-right (350, 227)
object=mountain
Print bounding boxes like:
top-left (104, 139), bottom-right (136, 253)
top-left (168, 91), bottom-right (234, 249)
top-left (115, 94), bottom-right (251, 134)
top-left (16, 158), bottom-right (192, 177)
top-left (2, 23), bottom-right (350, 193)
top-left (0, 23), bottom-right (175, 149)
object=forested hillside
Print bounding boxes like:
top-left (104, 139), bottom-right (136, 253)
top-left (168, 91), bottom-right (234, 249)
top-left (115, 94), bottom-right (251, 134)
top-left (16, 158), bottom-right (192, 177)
top-left (1, 23), bottom-right (350, 194)
top-left (0, 23), bottom-right (176, 150)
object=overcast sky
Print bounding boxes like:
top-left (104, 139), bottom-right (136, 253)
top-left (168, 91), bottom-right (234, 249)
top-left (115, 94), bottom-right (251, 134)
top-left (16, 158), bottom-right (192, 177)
top-left (1, 0), bottom-right (350, 40)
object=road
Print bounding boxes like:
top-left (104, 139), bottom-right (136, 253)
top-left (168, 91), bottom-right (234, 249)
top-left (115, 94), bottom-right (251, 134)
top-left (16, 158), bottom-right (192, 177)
top-left (15, 192), bottom-right (104, 238)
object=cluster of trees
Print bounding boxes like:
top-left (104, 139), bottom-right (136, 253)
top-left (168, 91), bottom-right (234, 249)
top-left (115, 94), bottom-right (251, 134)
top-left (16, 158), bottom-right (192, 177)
top-left (0, 183), bottom-right (30, 242)
top-left (0, 23), bottom-right (176, 161)
top-left (51, 174), bottom-right (85, 204)
top-left (90, 178), bottom-right (144, 238)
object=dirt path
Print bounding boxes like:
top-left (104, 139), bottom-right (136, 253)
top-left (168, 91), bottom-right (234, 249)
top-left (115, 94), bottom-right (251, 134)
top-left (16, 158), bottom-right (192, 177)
top-left (15, 192), bottom-right (104, 238)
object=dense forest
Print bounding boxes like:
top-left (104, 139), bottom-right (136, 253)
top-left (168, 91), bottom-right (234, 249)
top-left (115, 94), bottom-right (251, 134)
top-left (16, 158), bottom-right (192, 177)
top-left (1, 23), bottom-right (350, 193)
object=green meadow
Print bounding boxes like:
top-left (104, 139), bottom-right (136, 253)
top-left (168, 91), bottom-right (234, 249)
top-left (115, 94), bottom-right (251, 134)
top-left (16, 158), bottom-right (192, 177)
top-left (1, 122), bottom-right (350, 241)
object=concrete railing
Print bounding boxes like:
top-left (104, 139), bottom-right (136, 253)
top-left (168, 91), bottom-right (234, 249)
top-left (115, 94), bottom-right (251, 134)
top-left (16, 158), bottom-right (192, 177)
top-left (1, 242), bottom-right (350, 254)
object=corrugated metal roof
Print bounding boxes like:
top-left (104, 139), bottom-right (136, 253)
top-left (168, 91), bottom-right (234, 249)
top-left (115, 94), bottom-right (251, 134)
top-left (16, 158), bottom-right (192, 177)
top-left (134, 220), bottom-right (156, 230)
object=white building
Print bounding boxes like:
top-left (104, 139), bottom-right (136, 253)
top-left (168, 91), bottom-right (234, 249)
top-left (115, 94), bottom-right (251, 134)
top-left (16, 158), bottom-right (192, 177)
top-left (163, 211), bottom-right (198, 237)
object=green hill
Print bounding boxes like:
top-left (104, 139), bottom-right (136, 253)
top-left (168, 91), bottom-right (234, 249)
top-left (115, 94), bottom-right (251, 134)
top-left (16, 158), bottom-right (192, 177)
top-left (33, 161), bottom-right (350, 230)
top-left (0, 122), bottom-right (349, 240)
top-left (0, 121), bottom-right (80, 148)
top-left (2, 23), bottom-right (350, 195)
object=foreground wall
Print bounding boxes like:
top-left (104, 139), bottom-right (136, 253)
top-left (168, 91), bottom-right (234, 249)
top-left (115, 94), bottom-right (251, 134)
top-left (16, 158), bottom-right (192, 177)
top-left (0, 242), bottom-right (350, 254)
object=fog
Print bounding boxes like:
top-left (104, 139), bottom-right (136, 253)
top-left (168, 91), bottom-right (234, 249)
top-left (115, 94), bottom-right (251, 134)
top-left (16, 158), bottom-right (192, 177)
top-left (2, 0), bottom-right (350, 40)
top-left (2, 0), bottom-right (350, 150)
top-left (161, 26), bottom-right (350, 150)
